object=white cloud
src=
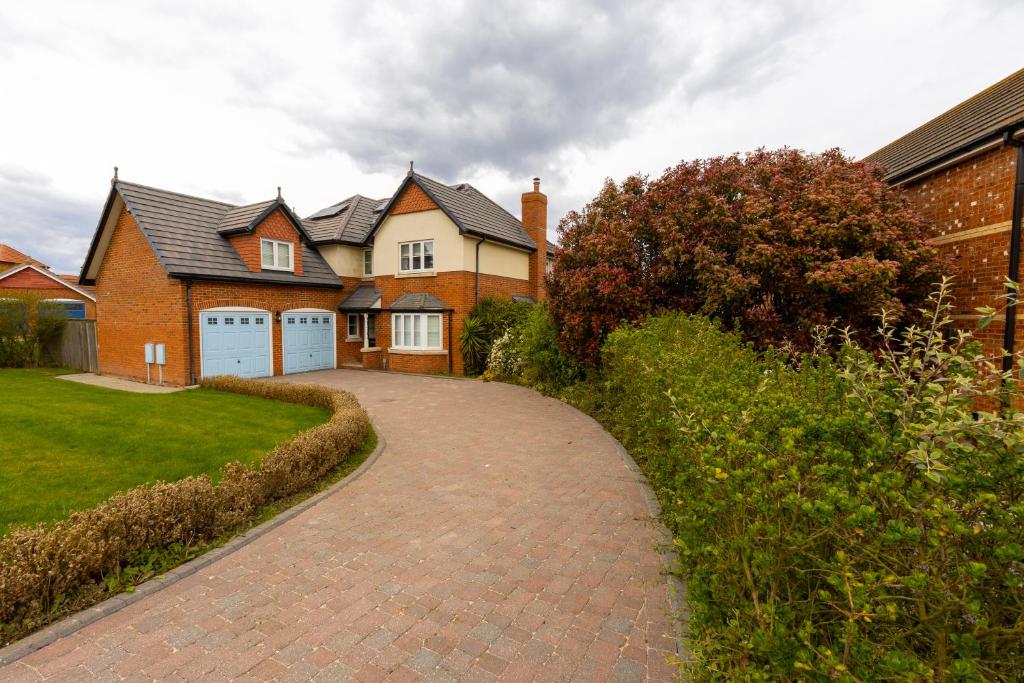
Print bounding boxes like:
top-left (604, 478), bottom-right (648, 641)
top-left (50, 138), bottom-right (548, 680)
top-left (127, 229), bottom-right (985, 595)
top-left (0, 0), bottom-right (1020, 272)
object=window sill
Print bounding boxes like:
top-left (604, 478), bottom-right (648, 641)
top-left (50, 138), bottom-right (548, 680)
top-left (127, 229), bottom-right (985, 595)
top-left (388, 348), bottom-right (447, 356)
top-left (345, 336), bottom-right (362, 343)
top-left (361, 275), bottom-right (374, 281)
top-left (261, 266), bottom-right (294, 272)
top-left (361, 346), bottom-right (382, 353)
top-left (395, 271), bottom-right (436, 279)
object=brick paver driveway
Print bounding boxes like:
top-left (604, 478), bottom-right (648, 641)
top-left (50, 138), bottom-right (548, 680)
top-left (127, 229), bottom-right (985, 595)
top-left (2, 370), bottom-right (680, 681)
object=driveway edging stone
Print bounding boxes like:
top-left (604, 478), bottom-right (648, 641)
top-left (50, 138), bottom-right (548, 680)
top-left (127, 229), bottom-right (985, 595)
top-left (0, 423), bottom-right (387, 667)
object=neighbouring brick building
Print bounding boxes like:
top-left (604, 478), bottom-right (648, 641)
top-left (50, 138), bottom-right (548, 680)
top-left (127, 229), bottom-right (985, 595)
top-left (0, 243), bottom-right (97, 319)
top-left (79, 169), bottom-right (554, 384)
top-left (865, 67), bottom-right (1024, 373)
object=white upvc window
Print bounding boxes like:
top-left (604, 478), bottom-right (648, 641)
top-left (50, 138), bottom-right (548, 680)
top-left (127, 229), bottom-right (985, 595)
top-left (391, 313), bottom-right (442, 349)
top-left (261, 239), bottom-right (294, 271)
top-left (399, 240), bottom-right (434, 273)
top-left (346, 313), bottom-right (360, 340)
top-left (362, 248), bottom-right (373, 277)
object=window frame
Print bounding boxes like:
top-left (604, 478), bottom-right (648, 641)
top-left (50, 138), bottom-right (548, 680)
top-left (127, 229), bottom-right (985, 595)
top-left (391, 312), bottom-right (443, 350)
top-left (362, 248), bottom-right (374, 277)
top-left (398, 239), bottom-right (434, 274)
top-left (41, 298), bottom-right (87, 319)
top-left (346, 313), bottom-right (360, 340)
top-left (260, 238), bottom-right (294, 272)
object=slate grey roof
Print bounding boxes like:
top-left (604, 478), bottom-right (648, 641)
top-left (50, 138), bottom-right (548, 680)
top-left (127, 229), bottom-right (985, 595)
top-left (546, 241), bottom-right (556, 256)
top-left (217, 200), bottom-right (277, 234)
top-left (338, 285), bottom-right (381, 310)
top-left (865, 67), bottom-right (1024, 181)
top-left (410, 174), bottom-right (536, 251)
top-left (390, 292), bottom-right (447, 311)
top-left (92, 181), bottom-right (341, 287)
top-left (304, 194), bottom-right (383, 245)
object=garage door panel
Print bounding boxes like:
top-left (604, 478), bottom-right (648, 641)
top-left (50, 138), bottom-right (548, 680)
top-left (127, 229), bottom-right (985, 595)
top-left (283, 313), bottom-right (335, 374)
top-left (201, 311), bottom-right (271, 379)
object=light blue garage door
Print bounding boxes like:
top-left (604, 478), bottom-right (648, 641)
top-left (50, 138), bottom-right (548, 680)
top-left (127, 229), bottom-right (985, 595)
top-left (200, 311), bottom-right (271, 378)
top-left (283, 312), bottom-right (335, 374)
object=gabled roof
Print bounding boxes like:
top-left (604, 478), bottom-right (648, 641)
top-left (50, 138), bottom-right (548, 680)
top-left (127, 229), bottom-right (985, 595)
top-left (304, 194), bottom-right (383, 245)
top-left (338, 285), bottom-right (382, 310)
top-left (390, 292), bottom-right (447, 311)
top-left (0, 243), bottom-right (48, 270)
top-left (372, 173), bottom-right (536, 251)
top-left (0, 263), bottom-right (96, 301)
top-left (81, 181), bottom-right (340, 287)
top-left (546, 241), bottom-right (556, 257)
top-left (865, 67), bottom-right (1024, 182)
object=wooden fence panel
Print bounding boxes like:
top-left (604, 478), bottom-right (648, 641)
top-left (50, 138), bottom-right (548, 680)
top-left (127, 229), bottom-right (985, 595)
top-left (58, 319), bottom-right (97, 372)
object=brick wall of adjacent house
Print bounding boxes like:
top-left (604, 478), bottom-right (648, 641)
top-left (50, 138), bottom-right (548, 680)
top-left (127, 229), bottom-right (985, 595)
top-left (390, 182), bottom-right (436, 215)
top-left (900, 143), bottom-right (1019, 363)
top-left (95, 207), bottom-right (190, 385)
top-left (0, 269), bottom-right (96, 318)
top-left (188, 281), bottom-right (344, 379)
top-left (228, 208), bottom-right (304, 275)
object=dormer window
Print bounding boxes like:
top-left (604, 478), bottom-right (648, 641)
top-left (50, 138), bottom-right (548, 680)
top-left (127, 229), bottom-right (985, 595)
top-left (399, 240), bottom-right (433, 273)
top-left (261, 239), bottom-right (294, 271)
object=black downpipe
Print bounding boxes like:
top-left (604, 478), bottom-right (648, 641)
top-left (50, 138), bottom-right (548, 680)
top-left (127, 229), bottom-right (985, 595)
top-left (185, 279), bottom-right (196, 384)
top-left (1003, 137), bottom-right (1024, 378)
top-left (474, 237), bottom-right (485, 305)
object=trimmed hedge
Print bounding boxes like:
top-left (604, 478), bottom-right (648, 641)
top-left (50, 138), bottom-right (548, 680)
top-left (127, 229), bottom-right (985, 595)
top-left (0, 377), bottom-right (368, 629)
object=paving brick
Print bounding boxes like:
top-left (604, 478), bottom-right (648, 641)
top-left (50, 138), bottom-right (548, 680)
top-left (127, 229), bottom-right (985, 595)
top-left (0, 371), bottom-right (678, 681)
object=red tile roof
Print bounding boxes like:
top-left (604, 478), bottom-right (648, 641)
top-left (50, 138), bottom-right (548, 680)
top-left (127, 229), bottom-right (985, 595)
top-left (0, 243), bottom-right (48, 270)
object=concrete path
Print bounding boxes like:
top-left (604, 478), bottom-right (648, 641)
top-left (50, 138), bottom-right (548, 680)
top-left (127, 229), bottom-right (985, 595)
top-left (1, 370), bottom-right (680, 681)
top-left (56, 373), bottom-right (189, 393)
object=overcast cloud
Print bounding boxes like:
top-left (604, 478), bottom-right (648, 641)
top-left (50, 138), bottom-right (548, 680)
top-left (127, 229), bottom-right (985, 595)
top-left (0, 1), bottom-right (1021, 273)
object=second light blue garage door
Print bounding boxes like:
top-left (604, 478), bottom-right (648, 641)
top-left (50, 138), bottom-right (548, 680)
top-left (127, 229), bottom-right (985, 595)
top-left (200, 310), bottom-right (271, 378)
top-left (283, 312), bottom-right (335, 374)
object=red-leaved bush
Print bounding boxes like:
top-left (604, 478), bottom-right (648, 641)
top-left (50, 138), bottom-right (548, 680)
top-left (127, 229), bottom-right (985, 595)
top-left (547, 148), bottom-right (948, 364)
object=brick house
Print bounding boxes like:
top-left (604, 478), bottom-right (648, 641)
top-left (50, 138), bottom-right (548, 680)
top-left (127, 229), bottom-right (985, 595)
top-left (865, 67), bottom-right (1024, 373)
top-left (79, 169), bottom-right (553, 384)
top-left (0, 243), bottom-right (97, 319)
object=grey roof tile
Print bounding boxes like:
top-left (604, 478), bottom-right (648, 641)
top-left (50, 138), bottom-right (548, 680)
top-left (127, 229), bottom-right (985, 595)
top-left (114, 181), bottom-right (340, 287)
top-left (865, 67), bottom-right (1024, 181)
top-left (390, 292), bottom-right (446, 311)
top-left (412, 174), bottom-right (536, 250)
top-left (304, 194), bottom-right (382, 245)
top-left (217, 200), bottom-right (276, 234)
top-left (338, 285), bottom-right (381, 310)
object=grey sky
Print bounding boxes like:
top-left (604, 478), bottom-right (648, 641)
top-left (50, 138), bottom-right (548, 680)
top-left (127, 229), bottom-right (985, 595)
top-left (0, 1), bottom-right (1021, 273)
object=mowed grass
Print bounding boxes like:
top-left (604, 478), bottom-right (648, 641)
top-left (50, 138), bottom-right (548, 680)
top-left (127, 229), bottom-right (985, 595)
top-left (0, 369), bottom-right (330, 533)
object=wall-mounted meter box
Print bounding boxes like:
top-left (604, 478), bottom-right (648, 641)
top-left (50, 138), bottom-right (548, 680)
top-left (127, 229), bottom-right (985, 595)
top-left (155, 343), bottom-right (166, 366)
top-left (144, 343), bottom-right (155, 364)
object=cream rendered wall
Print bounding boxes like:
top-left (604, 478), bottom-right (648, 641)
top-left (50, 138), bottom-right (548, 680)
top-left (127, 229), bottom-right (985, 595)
top-left (317, 244), bottom-right (364, 278)
top-left (373, 209), bottom-right (465, 276)
top-left (461, 238), bottom-right (530, 280)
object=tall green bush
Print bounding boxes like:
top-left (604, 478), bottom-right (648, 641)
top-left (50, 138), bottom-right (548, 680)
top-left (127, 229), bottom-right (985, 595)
top-left (571, 283), bottom-right (1024, 679)
top-left (482, 302), bottom-right (583, 391)
top-left (459, 296), bottom-right (532, 375)
top-left (0, 296), bottom-right (66, 368)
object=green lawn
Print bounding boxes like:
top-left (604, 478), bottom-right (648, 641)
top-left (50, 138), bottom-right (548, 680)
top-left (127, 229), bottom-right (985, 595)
top-left (0, 369), bottom-right (330, 533)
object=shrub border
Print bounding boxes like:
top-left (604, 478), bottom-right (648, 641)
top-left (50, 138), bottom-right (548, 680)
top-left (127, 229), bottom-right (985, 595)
top-left (0, 422), bottom-right (386, 666)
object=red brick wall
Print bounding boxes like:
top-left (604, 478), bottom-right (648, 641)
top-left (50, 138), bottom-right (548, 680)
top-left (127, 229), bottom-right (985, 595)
top-left (521, 181), bottom-right (548, 301)
top-left (0, 270), bottom-right (97, 318)
top-left (900, 144), bottom-right (1019, 363)
top-left (95, 208), bottom-right (190, 384)
top-left (391, 183), bottom-right (438, 215)
top-left (228, 208), bottom-right (304, 275)
top-left (189, 281), bottom-right (344, 379)
top-left (373, 270), bottom-right (532, 375)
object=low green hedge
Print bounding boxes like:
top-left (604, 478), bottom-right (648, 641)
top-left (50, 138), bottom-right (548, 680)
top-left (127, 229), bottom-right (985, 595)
top-left (0, 378), bottom-right (369, 632)
top-left (556, 296), bottom-right (1024, 678)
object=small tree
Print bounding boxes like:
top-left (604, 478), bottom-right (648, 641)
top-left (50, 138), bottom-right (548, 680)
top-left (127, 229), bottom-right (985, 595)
top-left (547, 148), bottom-right (948, 364)
top-left (0, 294), bottom-right (67, 367)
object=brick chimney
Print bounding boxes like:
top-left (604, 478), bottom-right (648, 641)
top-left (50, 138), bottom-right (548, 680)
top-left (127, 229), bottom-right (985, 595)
top-left (522, 177), bottom-right (548, 301)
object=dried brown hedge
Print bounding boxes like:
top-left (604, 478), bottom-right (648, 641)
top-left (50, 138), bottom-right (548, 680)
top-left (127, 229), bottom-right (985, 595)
top-left (0, 377), bottom-right (368, 626)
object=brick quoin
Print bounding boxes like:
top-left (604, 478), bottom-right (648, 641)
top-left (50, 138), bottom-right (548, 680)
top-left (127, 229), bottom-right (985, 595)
top-left (899, 144), bottom-right (1021, 367)
top-left (228, 208), bottom-right (305, 275)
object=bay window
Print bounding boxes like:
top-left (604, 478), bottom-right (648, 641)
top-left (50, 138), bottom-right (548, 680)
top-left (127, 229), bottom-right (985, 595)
top-left (399, 240), bottom-right (434, 273)
top-left (391, 313), bottom-right (442, 349)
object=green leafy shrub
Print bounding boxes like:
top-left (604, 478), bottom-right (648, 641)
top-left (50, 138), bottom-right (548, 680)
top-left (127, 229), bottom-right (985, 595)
top-left (569, 282), bottom-right (1024, 679)
top-left (460, 296), bottom-right (532, 374)
top-left (482, 303), bottom-right (583, 391)
top-left (0, 378), bottom-right (369, 636)
top-left (0, 296), bottom-right (66, 368)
